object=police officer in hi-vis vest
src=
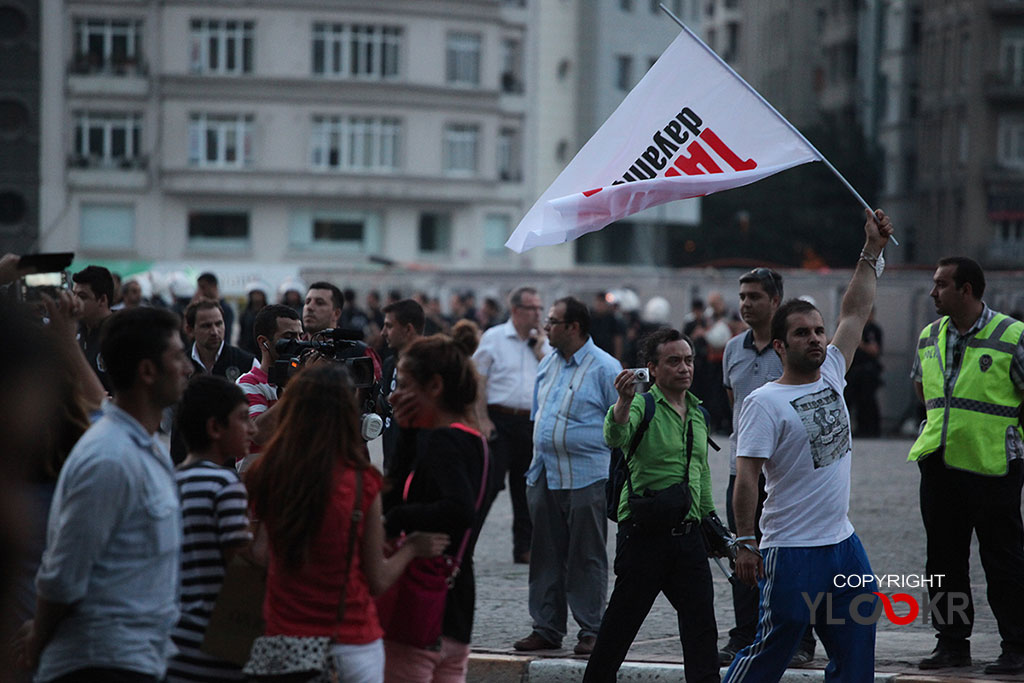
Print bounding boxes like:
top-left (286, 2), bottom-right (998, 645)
top-left (909, 256), bottom-right (1024, 674)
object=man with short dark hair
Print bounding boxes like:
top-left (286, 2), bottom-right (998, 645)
top-left (167, 375), bottom-right (254, 683)
top-left (909, 256), bottom-right (1024, 674)
top-left (724, 209), bottom-right (893, 682)
top-left (474, 286), bottom-right (552, 563)
top-left (584, 327), bottom-right (720, 682)
top-left (183, 300), bottom-right (256, 383)
top-left (17, 307), bottom-right (190, 682)
top-left (236, 304), bottom-right (302, 471)
top-left (514, 297), bottom-right (619, 656)
top-left (380, 298), bottom-right (426, 473)
top-left (72, 265), bottom-right (115, 391)
top-left (302, 281), bottom-right (344, 336)
top-left (196, 272), bottom-right (235, 346)
top-left (719, 267), bottom-right (815, 667)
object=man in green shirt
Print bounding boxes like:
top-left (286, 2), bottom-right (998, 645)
top-left (583, 328), bottom-right (719, 683)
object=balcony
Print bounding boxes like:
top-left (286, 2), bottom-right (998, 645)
top-left (989, 1), bottom-right (1024, 17)
top-left (67, 55), bottom-right (149, 97)
top-left (984, 70), bottom-right (1024, 101)
top-left (67, 155), bottom-right (149, 190)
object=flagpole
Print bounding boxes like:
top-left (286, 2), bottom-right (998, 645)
top-left (658, 4), bottom-right (899, 246)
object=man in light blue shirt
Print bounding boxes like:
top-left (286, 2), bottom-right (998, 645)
top-left (514, 297), bottom-right (620, 655)
top-left (17, 307), bottom-right (191, 683)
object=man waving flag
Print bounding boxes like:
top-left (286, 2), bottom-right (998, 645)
top-left (505, 24), bottom-right (823, 254)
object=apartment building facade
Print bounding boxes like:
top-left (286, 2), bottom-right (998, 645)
top-left (40, 0), bottom-right (541, 271)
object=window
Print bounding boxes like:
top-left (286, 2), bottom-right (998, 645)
top-left (958, 121), bottom-right (969, 165)
top-left (724, 22), bottom-right (739, 62)
top-left (497, 128), bottom-right (521, 181)
top-left (72, 111), bottom-right (143, 168)
top-left (998, 117), bottom-right (1024, 169)
top-left (80, 203), bottom-right (134, 250)
top-left (189, 20), bottom-right (253, 74)
top-left (72, 18), bottom-right (143, 74)
top-left (310, 115), bottom-right (400, 171)
top-left (484, 214), bottom-right (511, 255)
top-left (446, 33), bottom-right (481, 86)
top-left (443, 124), bottom-right (478, 174)
top-left (289, 210), bottom-right (382, 252)
top-left (616, 54), bottom-right (633, 90)
top-left (188, 113), bottom-right (253, 168)
top-left (418, 213), bottom-right (451, 255)
top-left (1001, 32), bottom-right (1024, 85)
top-left (501, 38), bottom-right (523, 93)
top-left (312, 23), bottom-right (401, 79)
top-left (188, 211), bottom-right (249, 246)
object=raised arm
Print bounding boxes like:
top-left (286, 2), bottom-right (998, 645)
top-left (832, 208), bottom-right (893, 372)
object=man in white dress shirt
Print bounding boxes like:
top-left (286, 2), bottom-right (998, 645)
top-left (474, 286), bottom-right (552, 563)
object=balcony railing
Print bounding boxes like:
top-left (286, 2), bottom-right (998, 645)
top-left (984, 70), bottom-right (1024, 100)
top-left (67, 154), bottom-right (149, 171)
top-left (68, 53), bottom-right (148, 77)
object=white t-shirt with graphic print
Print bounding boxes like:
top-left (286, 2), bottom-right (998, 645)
top-left (736, 345), bottom-right (854, 549)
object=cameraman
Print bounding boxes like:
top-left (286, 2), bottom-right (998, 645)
top-left (236, 304), bottom-right (302, 472)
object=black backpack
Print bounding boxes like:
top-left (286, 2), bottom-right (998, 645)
top-left (605, 394), bottom-right (719, 522)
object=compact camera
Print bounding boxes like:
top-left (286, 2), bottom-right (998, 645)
top-left (629, 367), bottom-right (650, 383)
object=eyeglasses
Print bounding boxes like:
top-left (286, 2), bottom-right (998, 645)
top-left (544, 318), bottom-right (567, 327)
top-left (741, 267), bottom-right (783, 297)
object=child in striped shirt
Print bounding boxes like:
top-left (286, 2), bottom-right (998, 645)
top-left (166, 375), bottom-right (256, 683)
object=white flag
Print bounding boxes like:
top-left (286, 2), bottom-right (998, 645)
top-left (506, 26), bottom-right (823, 253)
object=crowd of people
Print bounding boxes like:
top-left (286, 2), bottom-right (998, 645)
top-left (1, 205), bottom-right (1022, 683)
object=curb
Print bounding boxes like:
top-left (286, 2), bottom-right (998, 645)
top-left (467, 653), bottom-right (1003, 683)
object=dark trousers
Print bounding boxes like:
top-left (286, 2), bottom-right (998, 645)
top-left (583, 523), bottom-right (719, 683)
top-left (48, 669), bottom-right (158, 683)
top-left (919, 454), bottom-right (1024, 653)
top-left (724, 474), bottom-right (815, 652)
top-left (480, 409), bottom-right (533, 557)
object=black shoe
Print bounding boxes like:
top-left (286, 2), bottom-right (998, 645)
top-left (919, 647), bottom-right (971, 670)
top-left (985, 651), bottom-right (1024, 675)
top-left (718, 641), bottom-right (746, 667)
top-left (789, 645), bottom-right (814, 668)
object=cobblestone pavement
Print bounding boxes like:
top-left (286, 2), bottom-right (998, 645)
top-left (452, 437), bottom-right (1014, 677)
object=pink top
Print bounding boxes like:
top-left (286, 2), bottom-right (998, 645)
top-left (263, 466), bottom-right (383, 644)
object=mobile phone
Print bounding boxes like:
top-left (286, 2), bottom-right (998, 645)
top-left (18, 252), bottom-right (74, 273)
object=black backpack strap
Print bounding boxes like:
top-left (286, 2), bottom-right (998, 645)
top-left (623, 393), bottom-right (656, 497)
top-left (697, 404), bottom-right (721, 452)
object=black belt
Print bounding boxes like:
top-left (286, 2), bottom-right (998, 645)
top-left (488, 404), bottom-right (531, 418)
top-left (624, 519), bottom-right (698, 536)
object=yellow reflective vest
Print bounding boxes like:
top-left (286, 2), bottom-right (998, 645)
top-left (908, 313), bottom-right (1024, 475)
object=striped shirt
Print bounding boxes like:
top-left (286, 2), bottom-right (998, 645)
top-left (166, 460), bottom-right (252, 683)
top-left (527, 337), bottom-right (620, 489)
top-left (236, 366), bottom-right (277, 468)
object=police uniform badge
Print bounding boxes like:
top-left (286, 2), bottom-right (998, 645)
top-left (979, 354), bottom-right (993, 372)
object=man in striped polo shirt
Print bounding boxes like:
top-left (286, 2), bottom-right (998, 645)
top-left (166, 375), bottom-right (254, 682)
top-left (236, 304), bottom-right (302, 472)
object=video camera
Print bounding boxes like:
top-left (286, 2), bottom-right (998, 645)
top-left (268, 328), bottom-right (376, 389)
top-left (268, 327), bottom-right (385, 441)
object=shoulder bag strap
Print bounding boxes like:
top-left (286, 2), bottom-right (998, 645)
top-left (335, 468), bottom-right (364, 622)
top-left (624, 392), bottom-right (656, 498)
top-left (445, 425), bottom-right (491, 581)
